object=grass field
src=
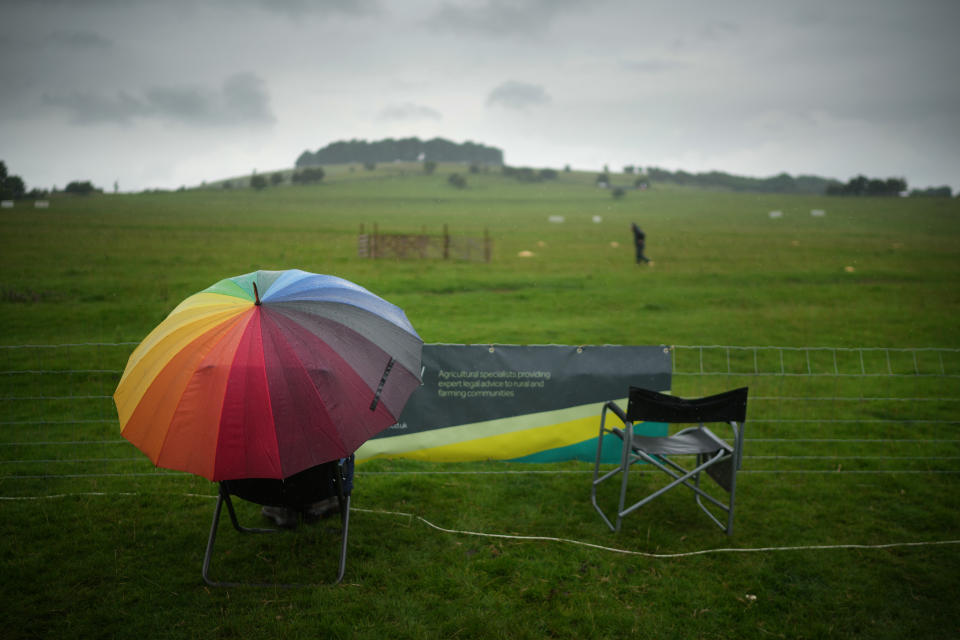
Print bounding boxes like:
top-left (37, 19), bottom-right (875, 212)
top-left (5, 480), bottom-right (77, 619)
top-left (1, 165), bottom-right (959, 638)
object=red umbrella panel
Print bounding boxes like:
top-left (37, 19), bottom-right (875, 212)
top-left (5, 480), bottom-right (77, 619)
top-left (114, 269), bottom-right (423, 481)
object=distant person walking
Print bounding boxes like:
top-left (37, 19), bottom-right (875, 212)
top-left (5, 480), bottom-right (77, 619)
top-left (632, 223), bottom-right (651, 264)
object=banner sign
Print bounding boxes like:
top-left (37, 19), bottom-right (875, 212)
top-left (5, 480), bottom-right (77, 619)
top-left (356, 344), bottom-right (672, 463)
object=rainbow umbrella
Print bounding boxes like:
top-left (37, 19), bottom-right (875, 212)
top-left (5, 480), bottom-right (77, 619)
top-left (114, 269), bottom-right (422, 481)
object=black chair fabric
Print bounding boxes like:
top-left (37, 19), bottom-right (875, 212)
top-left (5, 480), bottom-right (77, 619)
top-left (627, 386), bottom-right (748, 424)
top-left (223, 457), bottom-right (354, 508)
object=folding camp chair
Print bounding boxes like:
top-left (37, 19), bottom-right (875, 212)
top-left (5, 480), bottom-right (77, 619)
top-left (591, 387), bottom-right (748, 535)
top-left (202, 455), bottom-right (354, 587)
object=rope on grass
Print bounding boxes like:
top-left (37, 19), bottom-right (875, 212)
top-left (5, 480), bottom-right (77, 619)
top-left (0, 491), bottom-right (216, 501)
top-left (0, 492), bottom-right (142, 500)
top-left (2, 493), bottom-right (958, 558)
top-left (3, 468), bottom-right (960, 479)
top-left (350, 507), bottom-right (960, 559)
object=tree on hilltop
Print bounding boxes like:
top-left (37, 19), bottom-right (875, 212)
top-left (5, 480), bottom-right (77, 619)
top-left (826, 175), bottom-right (906, 196)
top-left (0, 161), bottom-right (26, 200)
top-left (910, 186), bottom-right (952, 197)
top-left (64, 181), bottom-right (99, 195)
top-left (292, 167), bottom-right (325, 185)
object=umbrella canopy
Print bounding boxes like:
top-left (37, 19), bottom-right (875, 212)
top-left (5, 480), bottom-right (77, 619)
top-left (114, 269), bottom-right (422, 481)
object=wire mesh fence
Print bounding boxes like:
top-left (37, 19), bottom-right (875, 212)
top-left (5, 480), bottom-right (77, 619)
top-left (1, 343), bottom-right (958, 491)
top-left (668, 346), bottom-right (960, 475)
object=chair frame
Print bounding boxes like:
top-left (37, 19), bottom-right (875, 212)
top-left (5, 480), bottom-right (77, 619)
top-left (202, 456), bottom-right (353, 587)
top-left (591, 387), bottom-right (748, 535)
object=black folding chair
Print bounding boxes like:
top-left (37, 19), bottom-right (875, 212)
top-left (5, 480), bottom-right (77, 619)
top-left (202, 455), bottom-right (354, 587)
top-left (591, 387), bottom-right (748, 534)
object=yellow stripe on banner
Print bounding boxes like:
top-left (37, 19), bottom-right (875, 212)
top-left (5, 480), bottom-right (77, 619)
top-left (356, 399), bottom-right (628, 462)
top-left (369, 415), bottom-right (600, 462)
top-left (114, 293), bottom-right (251, 425)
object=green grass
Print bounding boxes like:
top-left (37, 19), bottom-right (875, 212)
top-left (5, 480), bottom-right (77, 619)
top-left (1, 167), bottom-right (959, 638)
top-left (3, 166), bottom-right (958, 347)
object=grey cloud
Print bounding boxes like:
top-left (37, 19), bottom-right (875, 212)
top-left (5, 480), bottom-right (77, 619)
top-left (11, 0), bottom-right (375, 9)
top-left (620, 58), bottom-right (686, 74)
top-left (43, 72), bottom-right (275, 127)
top-left (218, 73), bottom-right (275, 125)
top-left (427, 0), bottom-right (578, 36)
top-left (5, 0), bottom-right (127, 5)
top-left (46, 29), bottom-right (113, 51)
top-left (487, 81), bottom-right (550, 110)
top-left (254, 0), bottom-right (379, 16)
top-left (378, 103), bottom-right (442, 121)
top-left (45, 29), bottom-right (113, 50)
top-left (41, 91), bottom-right (148, 125)
top-left (1, 29), bottom-right (112, 56)
top-left (699, 20), bottom-right (739, 41)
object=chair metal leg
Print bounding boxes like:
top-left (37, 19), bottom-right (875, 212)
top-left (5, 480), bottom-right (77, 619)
top-left (203, 462), bottom-right (353, 587)
top-left (592, 404), bottom-right (637, 532)
top-left (336, 495), bottom-right (350, 584)
top-left (619, 451), bottom-right (733, 524)
top-left (202, 487), bottom-right (279, 588)
top-left (613, 423), bottom-right (635, 532)
top-left (332, 464), bottom-right (351, 584)
top-left (693, 457), bottom-right (734, 535)
top-left (201, 492), bottom-right (225, 587)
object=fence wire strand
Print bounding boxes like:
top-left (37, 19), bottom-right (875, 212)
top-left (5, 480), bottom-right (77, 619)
top-left (1, 343), bottom-right (959, 484)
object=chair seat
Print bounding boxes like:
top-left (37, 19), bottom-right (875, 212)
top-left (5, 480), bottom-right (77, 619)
top-left (629, 426), bottom-right (731, 456)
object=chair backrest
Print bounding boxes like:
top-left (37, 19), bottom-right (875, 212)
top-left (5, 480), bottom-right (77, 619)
top-left (627, 387), bottom-right (748, 424)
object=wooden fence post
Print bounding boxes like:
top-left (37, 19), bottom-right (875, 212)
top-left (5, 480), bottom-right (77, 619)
top-left (358, 223), bottom-right (367, 258)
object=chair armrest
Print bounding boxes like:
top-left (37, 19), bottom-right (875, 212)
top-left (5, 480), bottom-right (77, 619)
top-left (602, 400), bottom-right (628, 423)
top-left (600, 401), bottom-right (630, 443)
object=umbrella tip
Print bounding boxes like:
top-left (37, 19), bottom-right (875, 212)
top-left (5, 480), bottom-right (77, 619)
top-left (253, 282), bottom-right (261, 306)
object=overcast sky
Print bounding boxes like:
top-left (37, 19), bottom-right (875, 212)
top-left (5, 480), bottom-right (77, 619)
top-left (3, 0), bottom-right (959, 193)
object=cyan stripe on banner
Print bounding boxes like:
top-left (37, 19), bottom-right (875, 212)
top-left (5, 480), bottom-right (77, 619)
top-left (510, 424), bottom-right (668, 464)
